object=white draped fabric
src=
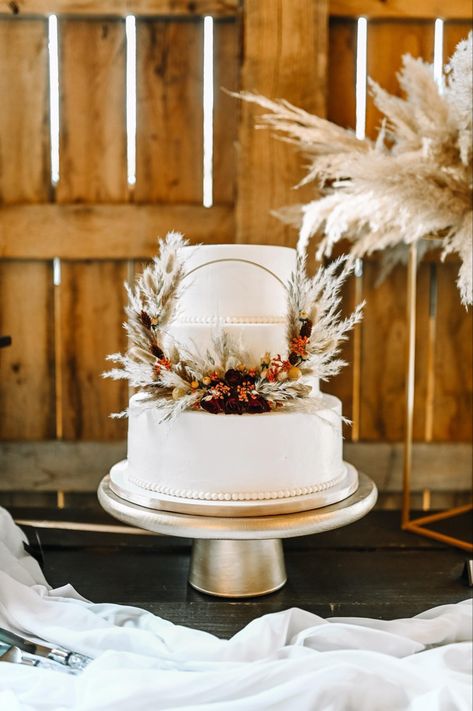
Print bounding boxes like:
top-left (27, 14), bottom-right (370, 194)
top-left (0, 508), bottom-right (471, 710)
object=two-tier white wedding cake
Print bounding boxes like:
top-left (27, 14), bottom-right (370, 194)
top-left (107, 236), bottom-right (362, 513)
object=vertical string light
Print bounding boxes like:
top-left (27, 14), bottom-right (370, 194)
top-left (126, 15), bottom-right (137, 187)
top-left (355, 17), bottom-right (368, 141)
top-left (351, 17), bottom-right (368, 442)
top-left (48, 16), bottom-right (63, 444)
top-left (125, 16), bottom-right (137, 402)
top-left (48, 15), bottom-right (60, 185)
top-left (433, 18), bottom-right (444, 91)
top-left (202, 16), bottom-right (214, 208)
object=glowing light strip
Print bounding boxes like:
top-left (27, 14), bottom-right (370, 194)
top-left (53, 257), bottom-right (61, 286)
top-left (203, 16), bottom-right (214, 208)
top-left (355, 17), bottom-right (368, 140)
top-left (433, 18), bottom-right (444, 91)
top-left (48, 15), bottom-right (60, 185)
top-left (126, 15), bottom-right (137, 186)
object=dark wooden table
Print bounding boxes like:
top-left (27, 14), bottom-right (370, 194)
top-left (12, 507), bottom-right (472, 639)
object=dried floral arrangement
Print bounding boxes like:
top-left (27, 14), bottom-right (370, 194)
top-left (239, 34), bottom-right (472, 305)
top-left (104, 232), bottom-right (363, 421)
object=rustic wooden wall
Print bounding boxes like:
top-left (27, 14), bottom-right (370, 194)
top-left (0, 0), bottom-right (471, 498)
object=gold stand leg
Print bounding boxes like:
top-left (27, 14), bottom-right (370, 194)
top-left (189, 539), bottom-right (287, 598)
top-left (402, 243), bottom-right (418, 528)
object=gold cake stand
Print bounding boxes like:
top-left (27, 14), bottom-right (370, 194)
top-left (98, 470), bottom-right (377, 598)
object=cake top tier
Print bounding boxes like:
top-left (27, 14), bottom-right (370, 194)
top-left (179, 244), bottom-right (296, 320)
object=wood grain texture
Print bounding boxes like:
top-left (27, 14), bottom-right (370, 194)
top-left (328, 18), bottom-right (356, 130)
top-left (0, 19), bottom-right (50, 203)
top-left (18, 511), bottom-right (468, 634)
top-left (366, 20), bottom-right (434, 140)
top-left (0, 262), bottom-right (55, 439)
top-left (443, 20), bottom-right (473, 61)
top-left (135, 19), bottom-right (203, 204)
top-left (236, 0), bottom-right (327, 245)
top-left (325, 18), bottom-right (357, 433)
top-left (55, 20), bottom-right (130, 440)
top-left (432, 263), bottom-right (473, 442)
top-left (57, 19), bottom-right (127, 203)
top-left (329, 0), bottom-right (472, 20)
top-left (360, 22), bottom-right (435, 441)
top-left (360, 262), bottom-right (407, 440)
top-left (359, 259), bottom-right (442, 442)
top-left (2, 440), bottom-right (471, 492)
top-left (60, 261), bottom-right (128, 440)
top-left (213, 18), bottom-right (240, 204)
top-left (0, 204), bottom-right (234, 257)
top-left (0, 0), bottom-right (239, 16)
top-left (0, 20), bottom-right (54, 440)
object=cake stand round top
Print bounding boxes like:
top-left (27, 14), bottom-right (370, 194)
top-left (98, 472), bottom-right (377, 540)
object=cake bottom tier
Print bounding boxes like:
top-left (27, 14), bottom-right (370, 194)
top-left (127, 393), bottom-right (345, 502)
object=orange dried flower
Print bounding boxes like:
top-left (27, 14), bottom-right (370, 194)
top-left (154, 357), bottom-right (172, 375)
top-left (290, 336), bottom-right (309, 358)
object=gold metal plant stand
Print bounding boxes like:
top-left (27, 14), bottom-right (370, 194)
top-left (402, 243), bottom-right (473, 553)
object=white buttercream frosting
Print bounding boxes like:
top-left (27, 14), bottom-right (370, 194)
top-left (122, 244), bottom-right (345, 504)
top-left (127, 393), bottom-right (344, 501)
top-left (166, 244), bottom-right (296, 365)
top-left (177, 244), bottom-right (296, 319)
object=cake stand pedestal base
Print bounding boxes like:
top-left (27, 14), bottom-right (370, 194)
top-left (98, 472), bottom-right (377, 598)
top-left (189, 539), bottom-right (286, 597)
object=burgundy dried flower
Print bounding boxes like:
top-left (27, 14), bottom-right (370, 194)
top-left (201, 397), bottom-right (224, 415)
top-left (151, 343), bottom-right (164, 359)
top-left (288, 352), bottom-right (299, 366)
top-left (140, 311), bottom-right (152, 329)
top-left (224, 396), bottom-right (243, 415)
top-left (245, 395), bottom-right (271, 414)
top-left (224, 369), bottom-right (242, 387)
top-left (300, 319), bottom-right (312, 338)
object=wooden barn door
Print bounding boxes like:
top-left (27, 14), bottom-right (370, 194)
top-left (0, 0), bottom-right (471, 507)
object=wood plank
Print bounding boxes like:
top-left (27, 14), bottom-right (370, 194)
top-left (360, 22), bottom-right (435, 441)
top-left (236, 0), bottom-right (327, 245)
top-left (358, 260), bottom-right (434, 442)
top-left (366, 20), bottom-right (434, 140)
top-left (0, 19), bottom-right (50, 203)
top-left (135, 19), bottom-right (203, 204)
top-left (56, 19), bottom-right (127, 203)
top-left (432, 263), bottom-right (473, 441)
top-left (360, 262), bottom-right (407, 441)
top-left (328, 18), bottom-right (356, 130)
top-left (0, 262), bottom-right (55, 439)
top-left (0, 204), bottom-right (234, 258)
top-left (329, 0), bottom-right (472, 20)
top-left (325, 18), bottom-right (357, 434)
top-left (0, 0), bottom-right (239, 17)
top-left (1, 440), bottom-right (471, 491)
top-left (33, 533), bottom-right (468, 633)
top-left (213, 18), bottom-right (240, 204)
top-left (59, 261), bottom-right (128, 440)
top-left (443, 20), bottom-right (473, 61)
top-left (13, 509), bottom-right (468, 636)
top-left (0, 21), bottom-right (54, 441)
top-left (55, 20), bottom-right (130, 440)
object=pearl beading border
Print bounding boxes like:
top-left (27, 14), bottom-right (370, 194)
top-left (128, 469), bottom-right (346, 502)
top-left (176, 315), bottom-right (286, 325)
